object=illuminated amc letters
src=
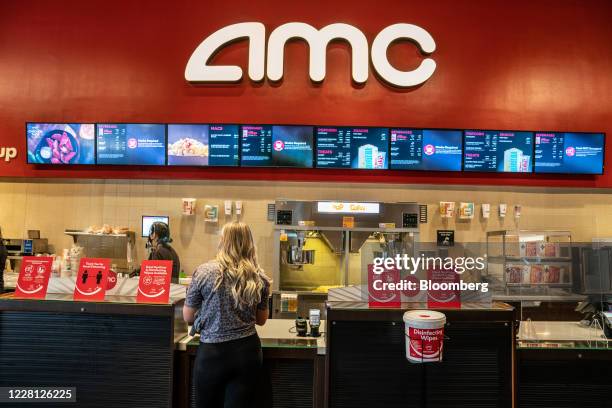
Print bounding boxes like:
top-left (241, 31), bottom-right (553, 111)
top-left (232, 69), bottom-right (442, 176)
top-left (185, 22), bottom-right (266, 82)
top-left (184, 22), bottom-right (437, 88)
top-left (266, 22), bottom-right (369, 83)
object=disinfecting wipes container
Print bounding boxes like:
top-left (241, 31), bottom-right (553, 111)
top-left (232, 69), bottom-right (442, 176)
top-left (403, 310), bottom-right (446, 363)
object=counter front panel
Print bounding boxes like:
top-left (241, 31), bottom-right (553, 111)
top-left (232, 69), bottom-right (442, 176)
top-left (0, 294), bottom-right (185, 408)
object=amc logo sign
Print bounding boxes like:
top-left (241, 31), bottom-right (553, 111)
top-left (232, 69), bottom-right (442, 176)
top-left (0, 147), bottom-right (17, 162)
top-left (185, 22), bottom-right (437, 88)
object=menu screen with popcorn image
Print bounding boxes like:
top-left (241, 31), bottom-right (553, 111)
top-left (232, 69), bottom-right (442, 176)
top-left (167, 124), bottom-right (239, 166)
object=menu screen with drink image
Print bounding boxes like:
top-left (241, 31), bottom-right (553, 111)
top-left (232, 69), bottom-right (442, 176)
top-left (96, 124), bottom-right (166, 165)
top-left (167, 124), bottom-right (239, 166)
top-left (534, 132), bottom-right (604, 174)
top-left (27, 123), bottom-right (95, 165)
top-left (316, 127), bottom-right (388, 169)
top-left (463, 130), bottom-right (533, 172)
top-left (390, 129), bottom-right (462, 171)
top-left (240, 125), bottom-right (273, 167)
top-left (271, 125), bottom-right (314, 168)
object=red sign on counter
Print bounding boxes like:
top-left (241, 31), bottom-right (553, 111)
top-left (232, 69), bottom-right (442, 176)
top-left (136, 260), bottom-right (172, 304)
top-left (73, 258), bottom-right (110, 302)
top-left (14, 256), bottom-right (53, 299)
top-left (367, 264), bottom-right (401, 308)
top-left (427, 268), bottom-right (461, 309)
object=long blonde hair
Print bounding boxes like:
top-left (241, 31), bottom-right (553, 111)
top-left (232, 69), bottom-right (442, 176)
top-left (215, 222), bottom-right (265, 309)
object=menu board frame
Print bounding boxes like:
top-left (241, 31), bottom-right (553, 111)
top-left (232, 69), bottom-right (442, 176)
top-left (388, 127), bottom-right (464, 172)
top-left (462, 128), bottom-right (535, 173)
top-left (25, 122), bottom-right (605, 175)
top-left (314, 125), bottom-right (390, 170)
top-left (533, 131), bottom-right (606, 175)
top-left (95, 123), bottom-right (168, 166)
top-left (25, 122), bottom-right (97, 166)
top-left (270, 124), bottom-right (315, 168)
top-left (166, 123), bottom-right (240, 167)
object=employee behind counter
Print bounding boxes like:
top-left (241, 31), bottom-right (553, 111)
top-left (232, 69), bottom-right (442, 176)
top-left (131, 221), bottom-right (181, 283)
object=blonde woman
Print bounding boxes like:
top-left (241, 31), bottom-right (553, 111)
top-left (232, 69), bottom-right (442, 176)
top-left (183, 222), bottom-right (270, 408)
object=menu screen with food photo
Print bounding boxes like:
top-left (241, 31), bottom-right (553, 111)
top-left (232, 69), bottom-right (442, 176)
top-left (271, 125), bottom-right (314, 168)
top-left (96, 124), bottom-right (166, 166)
top-left (27, 123), bottom-right (95, 165)
top-left (168, 124), bottom-right (210, 166)
top-left (167, 124), bottom-right (239, 166)
top-left (316, 127), bottom-right (388, 169)
top-left (463, 130), bottom-right (533, 173)
top-left (349, 127), bottom-right (388, 169)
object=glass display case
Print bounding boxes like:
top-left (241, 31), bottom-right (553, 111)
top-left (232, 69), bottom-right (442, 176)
top-left (485, 230), bottom-right (577, 301)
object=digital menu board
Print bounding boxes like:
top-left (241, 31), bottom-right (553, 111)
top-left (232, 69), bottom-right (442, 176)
top-left (240, 125), bottom-right (273, 167)
top-left (463, 130), bottom-right (533, 172)
top-left (316, 127), bottom-right (388, 169)
top-left (534, 132), bottom-right (604, 174)
top-left (26, 123), bottom-right (95, 165)
top-left (390, 129), bottom-right (462, 171)
top-left (167, 124), bottom-right (239, 166)
top-left (96, 124), bottom-right (166, 165)
top-left (271, 125), bottom-right (314, 167)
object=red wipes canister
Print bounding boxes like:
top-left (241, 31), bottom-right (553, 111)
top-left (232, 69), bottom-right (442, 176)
top-left (403, 310), bottom-right (446, 363)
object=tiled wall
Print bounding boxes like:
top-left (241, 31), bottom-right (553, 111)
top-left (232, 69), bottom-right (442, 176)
top-left (0, 179), bottom-right (610, 276)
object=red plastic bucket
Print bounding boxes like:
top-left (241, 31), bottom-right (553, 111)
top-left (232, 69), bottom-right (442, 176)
top-left (403, 310), bottom-right (446, 363)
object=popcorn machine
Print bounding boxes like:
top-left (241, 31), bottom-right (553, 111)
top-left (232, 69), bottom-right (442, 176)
top-left (272, 200), bottom-right (421, 318)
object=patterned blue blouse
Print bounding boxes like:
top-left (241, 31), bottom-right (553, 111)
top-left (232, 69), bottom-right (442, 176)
top-left (185, 261), bottom-right (270, 343)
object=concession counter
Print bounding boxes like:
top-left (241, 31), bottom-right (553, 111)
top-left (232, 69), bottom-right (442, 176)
top-left (326, 301), bottom-right (515, 408)
top-left (0, 294), bottom-right (187, 408)
top-left (175, 319), bottom-right (326, 408)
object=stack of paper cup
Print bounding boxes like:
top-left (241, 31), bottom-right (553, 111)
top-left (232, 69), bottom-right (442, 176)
top-left (182, 198), bottom-right (197, 215)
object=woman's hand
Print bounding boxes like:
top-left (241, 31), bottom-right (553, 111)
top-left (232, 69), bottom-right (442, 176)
top-left (255, 307), bottom-right (268, 326)
top-left (183, 305), bottom-right (198, 325)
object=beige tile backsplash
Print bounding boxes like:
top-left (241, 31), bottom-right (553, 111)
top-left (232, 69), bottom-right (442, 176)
top-left (0, 179), bottom-right (610, 276)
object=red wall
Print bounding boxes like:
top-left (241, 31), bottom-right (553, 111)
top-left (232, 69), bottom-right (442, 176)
top-left (0, 0), bottom-right (611, 187)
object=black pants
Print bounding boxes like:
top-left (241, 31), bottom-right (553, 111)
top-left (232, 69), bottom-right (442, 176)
top-left (193, 334), bottom-right (267, 408)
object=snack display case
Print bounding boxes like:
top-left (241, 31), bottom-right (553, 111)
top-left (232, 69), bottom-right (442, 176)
top-left (485, 230), bottom-right (576, 300)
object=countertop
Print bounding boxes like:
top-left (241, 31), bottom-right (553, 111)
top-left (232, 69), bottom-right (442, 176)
top-left (0, 292), bottom-right (185, 317)
top-left (327, 300), bottom-right (513, 311)
top-left (177, 319), bottom-right (326, 355)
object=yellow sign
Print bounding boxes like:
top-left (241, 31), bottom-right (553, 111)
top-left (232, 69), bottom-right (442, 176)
top-left (379, 223), bottom-right (396, 229)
